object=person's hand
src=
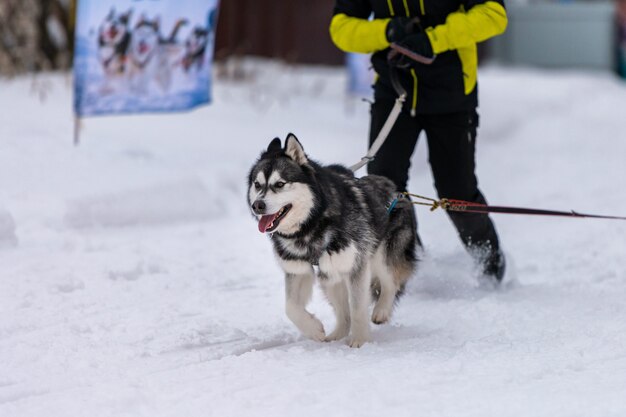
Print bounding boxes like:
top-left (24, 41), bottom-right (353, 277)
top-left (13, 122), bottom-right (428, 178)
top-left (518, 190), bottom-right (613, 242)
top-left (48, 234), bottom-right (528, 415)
top-left (385, 17), bottom-right (422, 43)
top-left (388, 32), bottom-right (434, 68)
top-left (398, 32), bottom-right (434, 57)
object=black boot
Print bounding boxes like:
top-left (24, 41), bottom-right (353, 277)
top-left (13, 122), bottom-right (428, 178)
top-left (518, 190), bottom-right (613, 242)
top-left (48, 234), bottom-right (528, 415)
top-left (446, 208), bottom-right (505, 283)
top-left (481, 249), bottom-right (506, 282)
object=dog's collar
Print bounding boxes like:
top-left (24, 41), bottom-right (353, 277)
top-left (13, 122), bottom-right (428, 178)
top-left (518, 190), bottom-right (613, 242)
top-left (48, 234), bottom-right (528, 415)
top-left (386, 193), bottom-right (406, 215)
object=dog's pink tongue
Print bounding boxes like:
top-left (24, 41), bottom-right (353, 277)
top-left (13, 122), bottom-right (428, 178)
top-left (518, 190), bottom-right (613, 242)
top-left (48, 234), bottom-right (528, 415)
top-left (258, 213), bottom-right (277, 233)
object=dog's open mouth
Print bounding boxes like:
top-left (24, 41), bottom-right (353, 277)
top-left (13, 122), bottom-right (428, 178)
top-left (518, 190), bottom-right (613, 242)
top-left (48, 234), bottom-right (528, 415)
top-left (138, 42), bottom-right (149, 55)
top-left (258, 204), bottom-right (292, 233)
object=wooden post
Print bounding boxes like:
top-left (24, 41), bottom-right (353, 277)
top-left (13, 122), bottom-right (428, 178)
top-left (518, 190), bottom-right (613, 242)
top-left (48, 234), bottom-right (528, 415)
top-left (73, 116), bottom-right (81, 146)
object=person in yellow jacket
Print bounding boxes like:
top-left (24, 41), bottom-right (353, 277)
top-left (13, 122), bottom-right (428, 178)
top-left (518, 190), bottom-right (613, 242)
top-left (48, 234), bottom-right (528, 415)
top-left (330, 0), bottom-right (509, 282)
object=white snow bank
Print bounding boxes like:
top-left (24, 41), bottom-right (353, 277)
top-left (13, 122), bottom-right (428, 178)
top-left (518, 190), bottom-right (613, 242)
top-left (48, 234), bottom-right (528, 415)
top-left (0, 206), bottom-right (17, 248)
top-left (64, 178), bottom-right (222, 229)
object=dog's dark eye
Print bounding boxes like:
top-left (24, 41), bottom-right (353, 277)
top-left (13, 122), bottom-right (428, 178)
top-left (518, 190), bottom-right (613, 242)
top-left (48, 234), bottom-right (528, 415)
top-left (274, 181), bottom-right (286, 189)
top-left (254, 181), bottom-right (262, 190)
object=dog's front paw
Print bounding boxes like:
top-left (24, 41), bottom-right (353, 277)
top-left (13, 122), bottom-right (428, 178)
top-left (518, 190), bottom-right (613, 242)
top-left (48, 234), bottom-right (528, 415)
top-left (301, 316), bottom-right (326, 342)
top-left (324, 326), bottom-right (350, 342)
top-left (371, 305), bottom-right (392, 325)
top-left (348, 335), bottom-right (368, 348)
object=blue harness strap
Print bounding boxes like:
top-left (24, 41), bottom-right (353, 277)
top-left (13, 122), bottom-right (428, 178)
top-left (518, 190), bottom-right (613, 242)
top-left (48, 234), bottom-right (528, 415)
top-left (386, 193), bottom-right (404, 215)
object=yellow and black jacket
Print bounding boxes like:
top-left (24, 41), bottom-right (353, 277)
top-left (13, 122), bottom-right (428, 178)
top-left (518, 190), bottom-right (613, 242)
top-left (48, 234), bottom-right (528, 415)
top-left (330, 0), bottom-right (507, 114)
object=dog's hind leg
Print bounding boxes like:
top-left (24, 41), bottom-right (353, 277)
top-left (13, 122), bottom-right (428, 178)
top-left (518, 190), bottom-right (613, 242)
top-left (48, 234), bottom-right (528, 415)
top-left (320, 280), bottom-right (350, 342)
top-left (372, 274), bottom-right (396, 325)
top-left (371, 247), bottom-right (396, 325)
top-left (347, 262), bottom-right (372, 348)
top-left (285, 270), bottom-right (326, 342)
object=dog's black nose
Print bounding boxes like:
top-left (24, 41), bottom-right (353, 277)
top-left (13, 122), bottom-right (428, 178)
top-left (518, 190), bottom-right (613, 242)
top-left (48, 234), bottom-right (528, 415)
top-left (252, 200), bottom-right (266, 213)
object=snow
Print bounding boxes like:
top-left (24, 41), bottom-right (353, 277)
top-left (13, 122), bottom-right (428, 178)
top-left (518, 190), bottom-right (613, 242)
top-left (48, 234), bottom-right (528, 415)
top-left (65, 179), bottom-right (222, 229)
top-left (1, 62), bottom-right (626, 417)
top-left (0, 207), bottom-right (17, 248)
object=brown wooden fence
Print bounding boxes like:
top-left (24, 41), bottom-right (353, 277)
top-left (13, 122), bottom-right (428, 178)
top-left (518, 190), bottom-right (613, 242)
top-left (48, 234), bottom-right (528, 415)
top-left (215, 0), bottom-right (344, 65)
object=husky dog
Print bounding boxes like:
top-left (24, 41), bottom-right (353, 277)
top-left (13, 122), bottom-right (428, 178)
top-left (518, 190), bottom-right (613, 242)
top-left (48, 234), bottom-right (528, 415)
top-left (248, 134), bottom-right (418, 348)
top-left (97, 8), bottom-right (133, 76)
top-left (129, 17), bottom-right (160, 67)
top-left (182, 27), bottom-right (210, 72)
top-left (128, 16), bottom-right (187, 93)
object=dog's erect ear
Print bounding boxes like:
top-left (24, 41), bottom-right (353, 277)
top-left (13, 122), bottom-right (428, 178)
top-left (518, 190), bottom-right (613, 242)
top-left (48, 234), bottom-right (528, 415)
top-left (121, 9), bottom-right (133, 23)
top-left (267, 137), bottom-right (281, 153)
top-left (107, 7), bottom-right (115, 20)
top-left (284, 133), bottom-right (308, 165)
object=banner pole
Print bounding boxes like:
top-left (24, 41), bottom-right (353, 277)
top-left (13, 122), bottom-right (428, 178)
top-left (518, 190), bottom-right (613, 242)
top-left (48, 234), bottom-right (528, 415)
top-left (73, 116), bottom-right (81, 146)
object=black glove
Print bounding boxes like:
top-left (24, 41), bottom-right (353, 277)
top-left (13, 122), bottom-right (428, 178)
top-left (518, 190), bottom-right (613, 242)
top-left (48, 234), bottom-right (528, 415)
top-left (400, 32), bottom-right (434, 57)
top-left (388, 32), bottom-right (434, 68)
top-left (385, 17), bottom-right (423, 43)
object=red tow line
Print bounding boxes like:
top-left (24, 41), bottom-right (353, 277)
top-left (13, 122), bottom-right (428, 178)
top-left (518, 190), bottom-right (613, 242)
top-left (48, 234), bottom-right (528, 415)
top-left (403, 192), bottom-right (626, 221)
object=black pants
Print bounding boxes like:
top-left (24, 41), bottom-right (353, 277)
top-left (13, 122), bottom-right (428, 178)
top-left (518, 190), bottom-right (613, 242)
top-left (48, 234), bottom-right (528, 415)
top-left (368, 99), bottom-right (501, 257)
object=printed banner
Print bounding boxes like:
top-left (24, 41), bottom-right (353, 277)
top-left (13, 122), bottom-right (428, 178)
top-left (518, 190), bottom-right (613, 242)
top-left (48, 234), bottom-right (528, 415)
top-left (74, 0), bottom-right (219, 116)
top-left (347, 53), bottom-right (374, 99)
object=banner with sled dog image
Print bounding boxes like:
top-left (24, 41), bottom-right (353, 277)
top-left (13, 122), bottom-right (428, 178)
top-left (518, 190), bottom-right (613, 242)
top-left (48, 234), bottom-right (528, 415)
top-left (74, 0), bottom-right (219, 116)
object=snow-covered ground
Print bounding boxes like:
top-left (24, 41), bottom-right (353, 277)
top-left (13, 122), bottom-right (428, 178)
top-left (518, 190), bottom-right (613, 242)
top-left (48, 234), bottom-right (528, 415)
top-left (1, 61), bottom-right (626, 417)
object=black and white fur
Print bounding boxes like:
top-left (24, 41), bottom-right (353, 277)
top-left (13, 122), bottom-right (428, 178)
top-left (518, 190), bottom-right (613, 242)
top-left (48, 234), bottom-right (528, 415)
top-left (182, 27), bottom-right (209, 72)
top-left (128, 16), bottom-right (187, 93)
top-left (97, 8), bottom-right (133, 76)
top-left (248, 134), bottom-right (418, 348)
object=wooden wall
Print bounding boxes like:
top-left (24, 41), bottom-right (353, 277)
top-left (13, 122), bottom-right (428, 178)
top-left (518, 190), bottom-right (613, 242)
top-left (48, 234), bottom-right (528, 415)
top-left (215, 0), bottom-right (344, 65)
